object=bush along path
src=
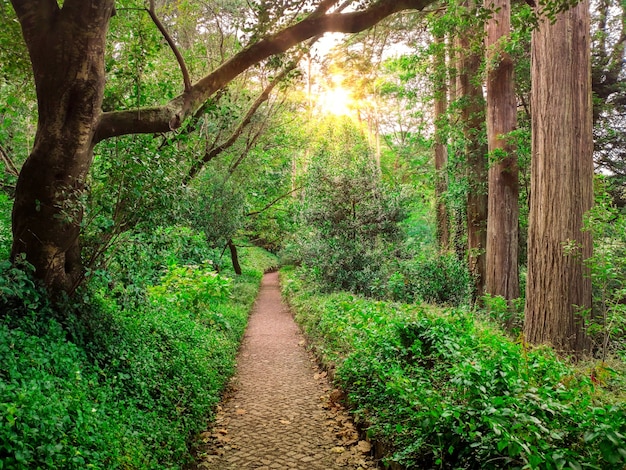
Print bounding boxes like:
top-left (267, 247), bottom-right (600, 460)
top-left (192, 272), bottom-right (376, 469)
top-left (280, 267), bottom-right (626, 470)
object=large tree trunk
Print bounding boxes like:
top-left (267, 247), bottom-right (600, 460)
top-left (433, 34), bottom-right (449, 251)
top-left (524, 0), bottom-right (593, 355)
top-left (457, 11), bottom-right (488, 298)
top-left (10, 1), bottom-right (114, 294)
top-left (484, 0), bottom-right (519, 300)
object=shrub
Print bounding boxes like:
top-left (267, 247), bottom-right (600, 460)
top-left (0, 192), bottom-right (10, 260)
top-left (282, 267), bottom-right (626, 470)
top-left (289, 118), bottom-right (408, 295)
top-left (386, 249), bottom-right (472, 306)
top-left (0, 243), bottom-right (276, 469)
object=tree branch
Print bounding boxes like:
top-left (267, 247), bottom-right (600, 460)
top-left (184, 61), bottom-right (299, 183)
top-left (94, 0), bottom-right (433, 143)
top-left (146, 0), bottom-right (191, 92)
top-left (0, 143), bottom-right (19, 177)
top-left (247, 186), bottom-right (304, 216)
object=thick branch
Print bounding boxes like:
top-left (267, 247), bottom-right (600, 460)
top-left (147, 0), bottom-right (191, 92)
top-left (95, 0), bottom-right (432, 143)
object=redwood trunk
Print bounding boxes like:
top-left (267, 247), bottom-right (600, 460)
top-left (434, 34), bottom-right (449, 251)
top-left (10, 1), bottom-right (114, 293)
top-left (458, 20), bottom-right (488, 297)
top-left (485, 0), bottom-right (519, 300)
top-left (524, 0), bottom-right (593, 355)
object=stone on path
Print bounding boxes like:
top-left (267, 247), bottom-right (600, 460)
top-left (192, 272), bottom-right (376, 470)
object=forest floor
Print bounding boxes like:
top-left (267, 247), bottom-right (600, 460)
top-left (191, 271), bottom-right (377, 470)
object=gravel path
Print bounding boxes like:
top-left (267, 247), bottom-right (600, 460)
top-left (192, 271), bottom-right (376, 470)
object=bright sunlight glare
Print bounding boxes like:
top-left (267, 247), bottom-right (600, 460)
top-left (318, 86), bottom-right (353, 116)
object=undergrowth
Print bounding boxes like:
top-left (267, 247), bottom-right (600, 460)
top-left (281, 266), bottom-right (626, 470)
top-left (0, 237), bottom-right (276, 469)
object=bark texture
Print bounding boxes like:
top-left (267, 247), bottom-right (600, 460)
top-left (458, 27), bottom-right (488, 298)
top-left (434, 35), bottom-right (449, 251)
top-left (10, 0), bottom-right (114, 293)
top-left (484, 0), bottom-right (519, 300)
top-left (524, 0), bottom-right (593, 355)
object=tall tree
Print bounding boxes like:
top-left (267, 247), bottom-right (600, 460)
top-left (433, 33), bottom-right (450, 251)
top-left (484, 0), bottom-right (519, 300)
top-left (524, 0), bottom-right (593, 354)
top-left (8, 0), bottom-right (435, 295)
top-left (457, 3), bottom-right (488, 297)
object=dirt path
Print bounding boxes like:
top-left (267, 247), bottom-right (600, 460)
top-left (193, 272), bottom-right (376, 470)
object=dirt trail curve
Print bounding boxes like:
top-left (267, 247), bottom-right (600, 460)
top-left (192, 271), bottom-right (377, 470)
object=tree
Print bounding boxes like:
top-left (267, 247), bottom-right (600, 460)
top-left (8, 0), bottom-right (436, 295)
top-left (524, 0), bottom-right (593, 355)
top-left (295, 117), bottom-right (407, 294)
top-left (456, 1), bottom-right (488, 297)
top-left (592, 0), bottom-right (626, 205)
top-left (433, 33), bottom-right (450, 251)
top-left (484, 0), bottom-right (519, 301)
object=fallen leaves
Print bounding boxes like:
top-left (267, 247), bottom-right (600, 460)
top-left (313, 371), bottom-right (328, 380)
top-left (357, 440), bottom-right (372, 454)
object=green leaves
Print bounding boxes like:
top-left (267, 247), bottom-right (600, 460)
top-left (291, 118), bottom-right (408, 294)
top-left (283, 267), bottom-right (626, 469)
top-left (148, 262), bottom-right (232, 326)
top-left (0, 231), bottom-right (274, 469)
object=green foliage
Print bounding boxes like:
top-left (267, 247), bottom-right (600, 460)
top-left (0, 236), bottom-right (276, 469)
top-left (189, 170), bottom-right (247, 249)
top-left (282, 267), bottom-right (626, 470)
top-left (584, 178), bottom-right (626, 359)
top-left (289, 118), bottom-right (408, 294)
top-left (148, 263), bottom-right (232, 327)
top-left (0, 193), bottom-right (11, 260)
top-left (481, 293), bottom-right (524, 334)
top-left (385, 249), bottom-right (472, 306)
top-left (104, 225), bottom-right (218, 301)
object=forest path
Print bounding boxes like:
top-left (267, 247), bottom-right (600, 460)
top-left (192, 271), bottom-right (376, 470)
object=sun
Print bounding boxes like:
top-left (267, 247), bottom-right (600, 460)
top-left (319, 86), bottom-right (352, 116)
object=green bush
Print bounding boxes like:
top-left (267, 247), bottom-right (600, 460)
top-left (0, 243), bottom-right (276, 469)
top-left (584, 180), bottom-right (626, 358)
top-left (282, 267), bottom-right (626, 470)
top-left (386, 250), bottom-right (472, 306)
top-left (289, 118), bottom-right (408, 295)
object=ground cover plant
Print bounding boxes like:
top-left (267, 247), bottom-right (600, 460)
top-left (281, 266), bottom-right (626, 470)
top-left (0, 236), bottom-right (277, 469)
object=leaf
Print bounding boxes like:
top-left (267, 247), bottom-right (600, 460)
top-left (568, 461), bottom-right (582, 470)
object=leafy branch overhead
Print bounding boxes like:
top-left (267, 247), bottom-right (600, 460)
top-left (94, 0), bottom-right (435, 142)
